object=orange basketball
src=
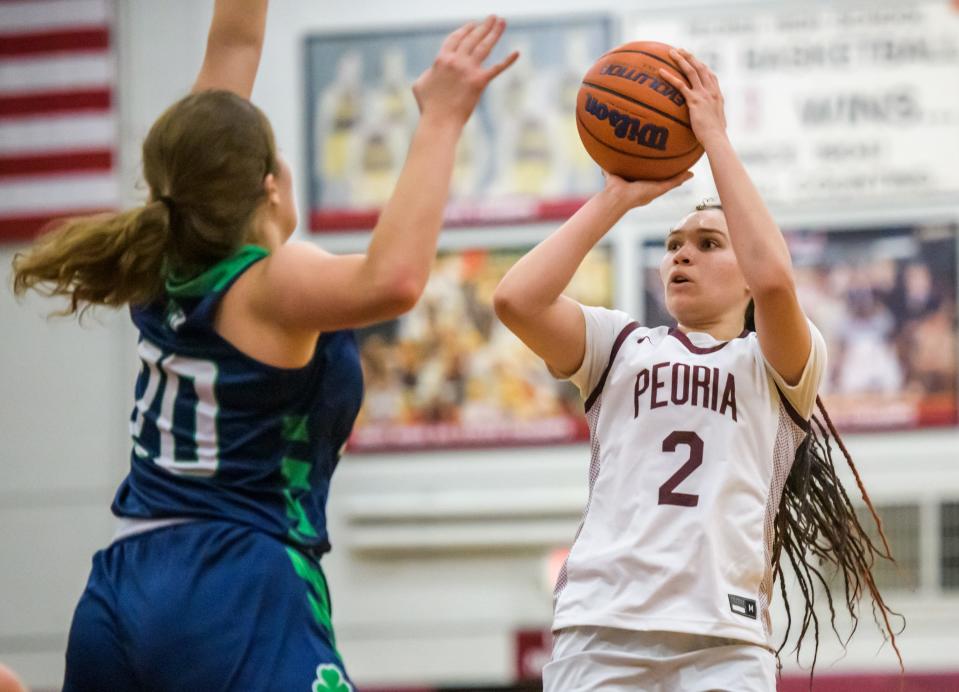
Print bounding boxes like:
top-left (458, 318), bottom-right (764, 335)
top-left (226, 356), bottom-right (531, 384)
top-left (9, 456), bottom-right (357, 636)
top-left (576, 41), bottom-right (704, 181)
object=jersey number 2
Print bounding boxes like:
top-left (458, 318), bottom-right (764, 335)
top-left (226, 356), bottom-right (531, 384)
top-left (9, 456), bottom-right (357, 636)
top-left (658, 431), bottom-right (703, 507)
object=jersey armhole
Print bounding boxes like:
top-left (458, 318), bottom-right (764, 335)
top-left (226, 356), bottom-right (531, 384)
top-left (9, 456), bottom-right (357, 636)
top-left (774, 384), bottom-right (812, 432)
top-left (584, 321), bottom-right (641, 413)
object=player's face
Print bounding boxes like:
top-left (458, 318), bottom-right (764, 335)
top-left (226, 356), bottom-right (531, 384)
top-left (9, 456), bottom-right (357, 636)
top-left (659, 209), bottom-right (750, 327)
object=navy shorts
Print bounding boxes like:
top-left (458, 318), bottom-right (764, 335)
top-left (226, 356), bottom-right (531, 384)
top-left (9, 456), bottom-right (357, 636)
top-left (63, 520), bottom-right (352, 692)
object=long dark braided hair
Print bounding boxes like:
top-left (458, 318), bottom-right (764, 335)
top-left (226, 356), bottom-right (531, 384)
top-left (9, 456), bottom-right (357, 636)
top-left (697, 200), bottom-right (904, 678)
top-left (745, 300), bottom-right (904, 678)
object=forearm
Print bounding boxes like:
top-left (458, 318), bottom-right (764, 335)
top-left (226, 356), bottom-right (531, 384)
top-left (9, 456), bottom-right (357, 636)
top-left (496, 190), bottom-right (629, 315)
top-left (363, 114), bottom-right (462, 297)
top-left (193, 0), bottom-right (268, 97)
top-left (703, 134), bottom-right (795, 295)
top-left (207, 0), bottom-right (267, 47)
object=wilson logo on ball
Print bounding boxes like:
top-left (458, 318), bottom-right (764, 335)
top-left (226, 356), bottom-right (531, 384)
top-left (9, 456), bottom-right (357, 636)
top-left (583, 95), bottom-right (670, 151)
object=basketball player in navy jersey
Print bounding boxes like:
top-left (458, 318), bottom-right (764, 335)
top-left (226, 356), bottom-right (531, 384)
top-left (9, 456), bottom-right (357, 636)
top-left (12, 2), bottom-right (517, 689)
top-left (494, 49), bottom-right (898, 691)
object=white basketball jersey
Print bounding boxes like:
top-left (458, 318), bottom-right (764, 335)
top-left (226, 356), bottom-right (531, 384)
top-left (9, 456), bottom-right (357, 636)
top-left (553, 306), bottom-right (827, 649)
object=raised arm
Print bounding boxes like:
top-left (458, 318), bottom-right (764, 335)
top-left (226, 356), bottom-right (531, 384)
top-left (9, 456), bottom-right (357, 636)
top-left (192, 0), bottom-right (268, 98)
top-left (494, 172), bottom-right (691, 376)
top-left (251, 17), bottom-right (519, 331)
top-left (660, 50), bottom-right (811, 384)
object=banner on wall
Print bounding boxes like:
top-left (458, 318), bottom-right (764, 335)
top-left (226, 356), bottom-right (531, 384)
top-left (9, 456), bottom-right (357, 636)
top-left (348, 246), bottom-right (612, 452)
top-left (629, 1), bottom-right (959, 211)
top-left (304, 18), bottom-right (610, 231)
top-left (642, 223), bottom-right (959, 431)
top-left (0, 0), bottom-right (119, 242)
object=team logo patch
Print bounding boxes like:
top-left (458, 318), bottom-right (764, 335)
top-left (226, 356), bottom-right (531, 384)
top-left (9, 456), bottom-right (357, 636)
top-left (165, 302), bottom-right (186, 331)
top-left (728, 594), bottom-right (757, 619)
top-left (311, 664), bottom-right (353, 692)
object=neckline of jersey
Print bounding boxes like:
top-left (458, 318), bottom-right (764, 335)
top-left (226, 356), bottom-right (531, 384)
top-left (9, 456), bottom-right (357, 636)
top-left (667, 327), bottom-right (751, 354)
top-left (165, 244), bottom-right (269, 298)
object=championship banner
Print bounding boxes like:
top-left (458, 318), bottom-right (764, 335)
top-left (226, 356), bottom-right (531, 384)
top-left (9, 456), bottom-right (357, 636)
top-left (628, 1), bottom-right (959, 211)
top-left (348, 245), bottom-right (612, 452)
top-left (304, 18), bottom-right (611, 231)
top-left (642, 223), bottom-right (959, 431)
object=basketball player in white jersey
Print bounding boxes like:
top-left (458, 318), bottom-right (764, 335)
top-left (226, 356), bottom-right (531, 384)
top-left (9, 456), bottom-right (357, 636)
top-left (494, 48), bottom-right (900, 691)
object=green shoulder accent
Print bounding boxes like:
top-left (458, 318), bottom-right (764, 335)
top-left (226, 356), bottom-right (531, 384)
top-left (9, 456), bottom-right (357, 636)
top-left (165, 244), bottom-right (269, 298)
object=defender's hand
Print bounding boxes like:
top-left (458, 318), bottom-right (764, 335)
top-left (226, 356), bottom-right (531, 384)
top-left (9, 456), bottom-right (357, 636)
top-left (412, 16), bottom-right (519, 126)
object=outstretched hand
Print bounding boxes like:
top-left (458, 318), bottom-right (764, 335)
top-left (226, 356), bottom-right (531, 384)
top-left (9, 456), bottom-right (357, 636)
top-left (412, 16), bottom-right (520, 126)
top-left (603, 169), bottom-right (694, 210)
top-left (658, 48), bottom-right (727, 147)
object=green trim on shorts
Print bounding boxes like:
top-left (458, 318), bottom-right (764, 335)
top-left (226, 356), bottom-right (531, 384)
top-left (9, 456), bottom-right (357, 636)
top-left (285, 546), bottom-right (339, 652)
top-left (283, 489), bottom-right (319, 540)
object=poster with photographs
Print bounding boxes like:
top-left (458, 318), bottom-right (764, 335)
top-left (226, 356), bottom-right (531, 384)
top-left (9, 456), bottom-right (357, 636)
top-left (304, 18), bottom-right (611, 231)
top-left (641, 224), bottom-right (958, 431)
top-left (349, 246), bottom-right (613, 452)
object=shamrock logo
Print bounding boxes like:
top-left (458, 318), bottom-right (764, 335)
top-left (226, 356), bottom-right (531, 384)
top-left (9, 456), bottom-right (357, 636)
top-left (311, 664), bottom-right (353, 692)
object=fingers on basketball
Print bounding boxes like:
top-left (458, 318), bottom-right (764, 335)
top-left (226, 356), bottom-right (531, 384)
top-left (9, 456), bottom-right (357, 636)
top-left (670, 49), bottom-right (704, 90)
top-left (658, 67), bottom-right (690, 96)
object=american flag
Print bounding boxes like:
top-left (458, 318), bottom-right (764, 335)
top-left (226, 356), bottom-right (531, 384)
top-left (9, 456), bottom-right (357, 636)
top-left (0, 0), bottom-right (118, 241)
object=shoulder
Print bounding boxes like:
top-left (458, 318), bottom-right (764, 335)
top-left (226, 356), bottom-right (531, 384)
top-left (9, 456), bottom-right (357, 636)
top-left (217, 247), bottom-right (323, 368)
top-left (564, 306), bottom-right (641, 400)
top-left (580, 306), bottom-right (648, 362)
top-left (580, 305), bottom-right (635, 332)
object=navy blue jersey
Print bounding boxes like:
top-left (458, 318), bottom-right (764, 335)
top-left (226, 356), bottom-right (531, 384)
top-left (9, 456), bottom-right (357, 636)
top-left (112, 245), bottom-right (363, 553)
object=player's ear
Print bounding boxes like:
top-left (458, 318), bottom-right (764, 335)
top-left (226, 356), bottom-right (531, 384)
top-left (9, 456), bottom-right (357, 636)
top-left (263, 173), bottom-right (279, 206)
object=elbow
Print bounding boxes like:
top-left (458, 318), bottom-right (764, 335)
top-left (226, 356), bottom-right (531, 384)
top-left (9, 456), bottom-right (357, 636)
top-left (373, 274), bottom-right (422, 319)
top-left (207, 30), bottom-right (264, 54)
top-left (492, 286), bottom-right (510, 320)
top-left (391, 277), bottom-right (422, 314)
top-left (492, 286), bottom-right (524, 327)
top-left (747, 259), bottom-right (796, 298)
top-left (750, 274), bottom-right (797, 303)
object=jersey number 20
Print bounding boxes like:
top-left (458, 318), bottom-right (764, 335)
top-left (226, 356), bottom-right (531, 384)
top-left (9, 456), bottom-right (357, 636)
top-left (658, 431), bottom-right (703, 507)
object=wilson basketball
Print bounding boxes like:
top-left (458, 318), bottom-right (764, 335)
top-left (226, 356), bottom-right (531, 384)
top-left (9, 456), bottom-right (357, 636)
top-left (576, 41), bottom-right (704, 181)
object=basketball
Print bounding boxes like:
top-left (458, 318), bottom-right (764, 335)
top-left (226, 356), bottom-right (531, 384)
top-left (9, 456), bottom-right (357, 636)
top-left (576, 41), bottom-right (704, 181)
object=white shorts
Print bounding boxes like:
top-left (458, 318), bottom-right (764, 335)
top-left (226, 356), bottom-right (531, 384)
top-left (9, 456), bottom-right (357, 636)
top-left (542, 627), bottom-right (776, 692)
